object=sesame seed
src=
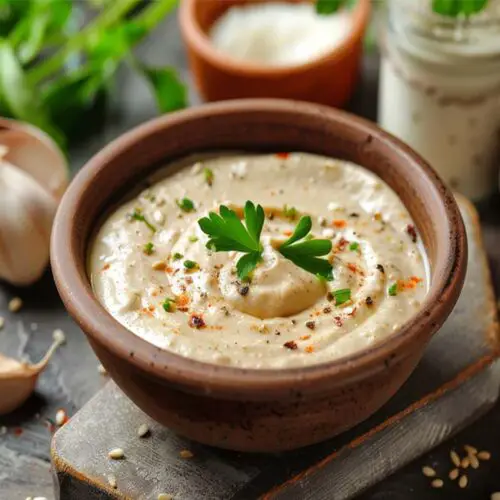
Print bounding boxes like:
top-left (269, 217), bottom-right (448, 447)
top-left (458, 475), bottom-right (468, 488)
top-left (158, 494), bottom-right (174, 500)
top-left (478, 451), bottom-right (491, 460)
top-left (52, 329), bottom-right (66, 344)
top-left (0, 426), bottom-right (6, 435)
top-left (108, 474), bottom-right (117, 489)
top-left (422, 466), bottom-right (436, 477)
top-left (25, 497), bottom-right (33, 500)
top-left (108, 448), bottom-right (125, 460)
top-left (8, 297), bottom-right (23, 312)
top-left (55, 409), bottom-right (67, 426)
top-left (137, 424), bottom-right (150, 438)
top-left (449, 468), bottom-right (459, 480)
top-left (97, 364), bottom-right (107, 375)
top-left (464, 445), bottom-right (478, 455)
top-left (470, 454), bottom-right (480, 469)
top-left (450, 450), bottom-right (461, 467)
top-left (33, 498), bottom-right (47, 500)
top-left (491, 493), bottom-right (500, 500)
top-left (0, 317), bottom-right (4, 329)
top-left (461, 457), bottom-right (470, 468)
top-left (179, 449), bottom-right (193, 459)
top-left (431, 479), bottom-right (443, 488)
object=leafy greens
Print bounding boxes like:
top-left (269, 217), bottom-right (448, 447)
top-left (198, 202), bottom-right (333, 281)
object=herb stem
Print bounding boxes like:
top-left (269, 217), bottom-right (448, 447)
top-left (27, 0), bottom-right (141, 85)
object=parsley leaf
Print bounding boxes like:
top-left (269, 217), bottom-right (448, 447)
top-left (388, 283), bottom-right (398, 296)
top-left (432, 0), bottom-right (488, 16)
top-left (279, 216), bottom-right (333, 281)
top-left (128, 209), bottom-right (156, 232)
top-left (177, 197), bottom-right (195, 212)
top-left (330, 288), bottom-right (351, 305)
top-left (198, 202), bottom-right (334, 281)
top-left (198, 201), bottom-right (264, 280)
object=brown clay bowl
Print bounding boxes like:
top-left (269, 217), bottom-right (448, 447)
top-left (179, 0), bottom-right (371, 107)
top-left (51, 99), bottom-right (467, 453)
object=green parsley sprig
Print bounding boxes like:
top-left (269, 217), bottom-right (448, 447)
top-left (279, 215), bottom-right (333, 281)
top-left (198, 201), bottom-right (333, 281)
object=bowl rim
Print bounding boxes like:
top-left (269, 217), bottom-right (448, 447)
top-left (51, 99), bottom-right (467, 400)
top-left (178, 0), bottom-right (371, 76)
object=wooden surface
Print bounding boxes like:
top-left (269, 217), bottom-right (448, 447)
top-left (1, 14), bottom-right (500, 500)
top-left (51, 197), bottom-right (499, 499)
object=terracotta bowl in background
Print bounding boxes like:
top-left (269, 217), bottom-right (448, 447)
top-left (51, 99), bottom-right (467, 452)
top-left (179, 0), bottom-right (371, 107)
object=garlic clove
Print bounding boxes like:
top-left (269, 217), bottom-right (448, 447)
top-left (0, 160), bottom-right (57, 286)
top-left (0, 333), bottom-right (64, 415)
top-left (0, 119), bottom-right (68, 200)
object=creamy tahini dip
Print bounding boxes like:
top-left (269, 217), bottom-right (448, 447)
top-left (89, 153), bottom-right (428, 369)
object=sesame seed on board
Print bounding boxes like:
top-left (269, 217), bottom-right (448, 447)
top-left (8, 297), bottom-right (23, 312)
top-left (0, 317), bottom-right (4, 329)
top-left (179, 449), bottom-right (193, 459)
top-left (108, 448), bottom-right (125, 460)
top-left (137, 423), bottom-right (150, 438)
top-left (108, 474), bottom-right (117, 489)
top-left (422, 466), bottom-right (436, 477)
top-left (431, 479), bottom-right (444, 488)
top-left (458, 474), bottom-right (468, 489)
top-left (158, 494), bottom-right (174, 500)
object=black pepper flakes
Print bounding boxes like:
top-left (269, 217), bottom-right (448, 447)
top-left (349, 212), bottom-right (360, 218)
top-left (305, 321), bottom-right (315, 330)
top-left (366, 296), bottom-right (373, 306)
top-left (323, 306), bottom-right (332, 314)
top-left (376, 264), bottom-right (385, 274)
top-left (406, 224), bottom-right (418, 243)
top-left (284, 341), bottom-right (298, 350)
top-left (188, 314), bottom-right (206, 329)
top-left (291, 319), bottom-right (297, 325)
top-left (239, 285), bottom-right (250, 296)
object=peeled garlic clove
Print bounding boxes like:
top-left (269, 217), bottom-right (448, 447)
top-left (0, 333), bottom-right (64, 415)
top-left (0, 119), bottom-right (68, 200)
top-left (0, 161), bottom-right (57, 286)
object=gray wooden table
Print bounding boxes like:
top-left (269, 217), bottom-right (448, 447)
top-left (1, 15), bottom-right (500, 500)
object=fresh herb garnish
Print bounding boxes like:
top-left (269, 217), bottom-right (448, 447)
top-left (198, 202), bottom-right (334, 281)
top-left (183, 259), bottom-right (198, 270)
top-left (172, 252), bottom-right (183, 260)
top-left (162, 297), bottom-right (175, 312)
top-left (143, 242), bottom-right (154, 255)
top-left (128, 209), bottom-right (156, 232)
top-left (188, 235), bottom-right (199, 243)
top-left (198, 201), bottom-right (264, 280)
top-left (279, 215), bottom-right (333, 281)
top-left (432, 0), bottom-right (488, 17)
top-left (330, 288), bottom-right (351, 306)
top-left (177, 197), bottom-right (195, 212)
top-left (388, 283), bottom-right (398, 296)
top-left (315, 0), bottom-right (356, 15)
top-left (203, 167), bottom-right (214, 186)
top-left (283, 204), bottom-right (298, 220)
top-left (0, 0), bottom-right (186, 146)
top-left (349, 241), bottom-right (359, 251)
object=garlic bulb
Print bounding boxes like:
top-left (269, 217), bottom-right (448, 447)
top-left (0, 119), bottom-right (67, 286)
top-left (0, 330), bottom-right (65, 415)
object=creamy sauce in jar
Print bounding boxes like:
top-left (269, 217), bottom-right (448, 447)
top-left (89, 153), bottom-right (428, 369)
top-left (209, 2), bottom-right (352, 67)
top-left (379, 0), bottom-right (500, 201)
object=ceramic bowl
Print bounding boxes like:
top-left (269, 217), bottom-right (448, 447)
top-left (179, 0), bottom-right (371, 107)
top-left (51, 99), bottom-right (467, 452)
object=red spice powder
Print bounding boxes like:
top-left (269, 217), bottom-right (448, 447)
top-left (305, 345), bottom-right (314, 353)
top-left (275, 152), bottom-right (290, 159)
top-left (332, 219), bottom-right (347, 229)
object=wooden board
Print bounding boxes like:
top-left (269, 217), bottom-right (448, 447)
top-left (51, 197), bottom-right (500, 500)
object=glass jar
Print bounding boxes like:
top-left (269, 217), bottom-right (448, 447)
top-left (378, 0), bottom-right (500, 201)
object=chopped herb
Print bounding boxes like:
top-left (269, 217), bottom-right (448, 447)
top-left (203, 167), bottom-right (214, 186)
top-left (128, 209), bottom-right (156, 232)
top-left (188, 236), bottom-right (199, 243)
top-left (388, 283), bottom-right (398, 296)
top-left (177, 197), bottom-right (195, 212)
top-left (143, 242), bottom-right (154, 255)
top-left (432, 0), bottom-right (487, 17)
top-left (349, 242), bottom-right (359, 251)
top-left (162, 298), bottom-right (175, 312)
top-left (173, 252), bottom-right (183, 260)
top-left (305, 234), bottom-right (315, 241)
top-left (184, 260), bottom-right (198, 270)
top-left (331, 288), bottom-right (351, 306)
top-left (283, 204), bottom-right (298, 220)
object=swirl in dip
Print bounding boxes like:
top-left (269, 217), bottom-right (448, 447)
top-left (89, 153), bottom-right (428, 369)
